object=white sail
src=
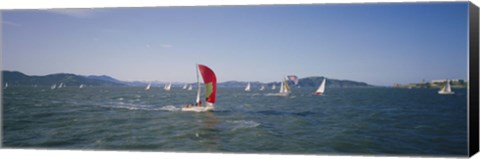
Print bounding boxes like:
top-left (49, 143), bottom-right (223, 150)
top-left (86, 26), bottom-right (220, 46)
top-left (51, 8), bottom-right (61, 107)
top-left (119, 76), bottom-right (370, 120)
top-left (280, 80), bottom-right (290, 94)
top-left (195, 66), bottom-right (201, 105)
top-left (4, 83), bottom-right (8, 89)
top-left (145, 83), bottom-right (151, 90)
top-left (51, 84), bottom-right (57, 89)
top-left (183, 84), bottom-right (187, 89)
top-left (279, 81), bottom-right (284, 93)
top-left (58, 83), bottom-right (64, 88)
top-left (260, 85), bottom-right (265, 91)
top-left (446, 81), bottom-right (452, 92)
top-left (79, 84), bottom-right (84, 88)
top-left (245, 82), bottom-right (251, 91)
top-left (188, 85), bottom-right (193, 90)
top-left (265, 78), bottom-right (290, 96)
top-left (315, 78), bottom-right (326, 95)
top-left (272, 79), bottom-right (290, 96)
top-left (272, 84), bottom-right (276, 90)
top-left (438, 80), bottom-right (454, 94)
top-left (164, 82), bottom-right (171, 91)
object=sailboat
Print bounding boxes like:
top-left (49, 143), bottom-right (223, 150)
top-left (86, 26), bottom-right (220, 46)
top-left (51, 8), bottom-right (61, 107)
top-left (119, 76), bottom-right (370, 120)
top-left (278, 78), bottom-right (291, 96)
top-left (51, 84), bottom-right (57, 90)
top-left (164, 82), bottom-right (172, 91)
top-left (266, 78), bottom-right (290, 96)
top-left (58, 83), bottom-right (64, 88)
top-left (245, 82), bottom-right (251, 91)
top-left (272, 84), bottom-right (276, 90)
top-left (145, 83), bottom-right (151, 90)
top-left (181, 64), bottom-right (217, 112)
top-left (187, 85), bottom-right (193, 91)
top-left (4, 82), bottom-right (8, 89)
top-left (259, 85), bottom-right (265, 91)
top-left (79, 84), bottom-right (85, 89)
top-left (314, 78), bottom-right (326, 95)
top-left (438, 80), bottom-right (454, 95)
top-left (183, 84), bottom-right (187, 89)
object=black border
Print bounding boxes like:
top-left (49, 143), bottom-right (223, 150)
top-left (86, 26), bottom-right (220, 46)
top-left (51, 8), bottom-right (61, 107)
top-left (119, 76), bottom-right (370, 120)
top-left (469, 1), bottom-right (479, 157)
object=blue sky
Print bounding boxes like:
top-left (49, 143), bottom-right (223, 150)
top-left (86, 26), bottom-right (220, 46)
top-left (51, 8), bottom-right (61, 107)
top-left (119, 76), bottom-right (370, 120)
top-left (2, 2), bottom-right (469, 86)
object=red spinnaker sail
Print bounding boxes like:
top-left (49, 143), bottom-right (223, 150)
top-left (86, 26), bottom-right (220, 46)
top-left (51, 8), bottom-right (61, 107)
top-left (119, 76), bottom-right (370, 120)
top-left (198, 64), bottom-right (217, 104)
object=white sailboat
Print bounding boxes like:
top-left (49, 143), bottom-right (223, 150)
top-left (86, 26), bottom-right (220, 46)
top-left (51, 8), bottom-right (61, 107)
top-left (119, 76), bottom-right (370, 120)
top-left (260, 85), bottom-right (265, 91)
top-left (245, 82), bottom-right (251, 91)
top-left (4, 82), bottom-right (8, 89)
top-left (266, 78), bottom-right (290, 96)
top-left (51, 84), bottom-right (57, 90)
top-left (79, 84), bottom-right (85, 89)
top-left (164, 82), bottom-right (172, 91)
top-left (183, 84), bottom-right (187, 89)
top-left (438, 80), bottom-right (454, 95)
top-left (272, 84), bottom-right (276, 90)
top-left (187, 85), bottom-right (193, 91)
top-left (145, 83), bottom-right (151, 90)
top-left (314, 78), bottom-right (326, 95)
top-left (278, 79), bottom-right (291, 96)
top-left (181, 64), bottom-right (217, 112)
top-left (58, 83), bottom-right (64, 88)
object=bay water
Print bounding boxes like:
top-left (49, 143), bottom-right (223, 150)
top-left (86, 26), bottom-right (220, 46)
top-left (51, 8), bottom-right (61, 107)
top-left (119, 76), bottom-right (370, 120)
top-left (2, 86), bottom-right (468, 156)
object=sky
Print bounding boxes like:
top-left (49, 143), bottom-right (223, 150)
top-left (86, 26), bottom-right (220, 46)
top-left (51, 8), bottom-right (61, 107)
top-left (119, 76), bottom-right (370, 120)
top-left (1, 2), bottom-right (469, 86)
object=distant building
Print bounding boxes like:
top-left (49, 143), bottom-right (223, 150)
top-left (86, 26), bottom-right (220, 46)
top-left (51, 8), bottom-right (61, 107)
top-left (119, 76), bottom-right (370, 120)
top-left (431, 79), bottom-right (463, 84)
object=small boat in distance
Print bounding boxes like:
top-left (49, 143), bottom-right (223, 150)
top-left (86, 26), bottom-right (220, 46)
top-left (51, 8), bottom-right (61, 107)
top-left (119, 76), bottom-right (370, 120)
top-left (58, 83), bottom-right (64, 88)
top-left (181, 64), bottom-right (217, 112)
top-left (245, 82), bottom-right (251, 91)
top-left (314, 78), bottom-right (326, 95)
top-left (278, 79), bottom-right (291, 96)
top-left (79, 84), bottom-right (85, 88)
top-left (51, 84), bottom-right (57, 90)
top-left (187, 85), bottom-right (193, 91)
top-left (266, 78), bottom-right (290, 96)
top-left (183, 84), bottom-right (187, 89)
top-left (272, 84), bottom-right (276, 90)
top-left (4, 82), bottom-right (8, 89)
top-left (260, 85), bottom-right (265, 91)
top-left (438, 80), bottom-right (454, 95)
top-left (145, 83), bottom-right (151, 90)
top-left (164, 82), bottom-right (172, 91)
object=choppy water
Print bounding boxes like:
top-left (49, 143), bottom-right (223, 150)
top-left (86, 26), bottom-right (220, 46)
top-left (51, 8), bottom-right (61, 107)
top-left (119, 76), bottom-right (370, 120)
top-left (2, 86), bottom-right (468, 156)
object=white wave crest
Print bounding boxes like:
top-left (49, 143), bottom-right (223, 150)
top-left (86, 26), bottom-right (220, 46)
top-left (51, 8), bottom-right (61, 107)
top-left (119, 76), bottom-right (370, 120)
top-left (158, 105), bottom-right (180, 112)
top-left (99, 102), bottom-right (179, 112)
top-left (227, 120), bottom-right (260, 131)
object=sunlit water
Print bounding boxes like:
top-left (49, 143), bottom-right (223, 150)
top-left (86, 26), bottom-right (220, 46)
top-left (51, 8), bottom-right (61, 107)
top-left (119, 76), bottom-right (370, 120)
top-left (2, 86), bottom-right (468, 156)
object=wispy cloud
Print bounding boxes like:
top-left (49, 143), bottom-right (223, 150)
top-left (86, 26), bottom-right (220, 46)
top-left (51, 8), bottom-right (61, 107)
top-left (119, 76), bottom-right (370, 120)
top-left (44, 8), bottom-right (99, 18)
top-left (103, 28), bottom-right (122, 33)
top-left (160, 44), bottom-right (172, 48)
top-left (2, 20), bottom-right (21, 27)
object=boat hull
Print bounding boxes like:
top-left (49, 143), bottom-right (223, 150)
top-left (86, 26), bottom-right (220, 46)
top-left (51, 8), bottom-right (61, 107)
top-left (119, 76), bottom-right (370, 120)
top-left (438, 91), bottom-right (455, 95)
top-left (181, 105), bottom-right (214, 112)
